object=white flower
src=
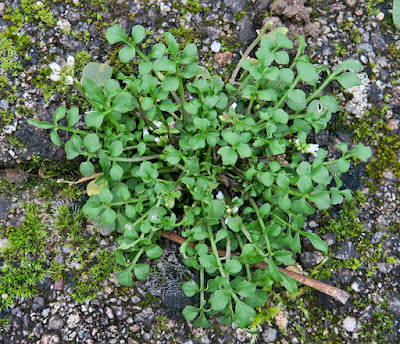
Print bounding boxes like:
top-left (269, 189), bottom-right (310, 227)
top-left (295, 138), bottom-right (300, 147)
top-left (224, 218), bottom-right (228, 224)
top-left (230, 102), bottom-right (237, 110)
top-left (216, 191), bottom-right (224, 200)
top-left (49, 74), bottom-right (63, 81)
top-left (305, 144), bottom-right (319, 157)
top-left (226, 208), bottom-right (232, 214)
top-left (143, 127), bottom-right (149, 136)
top-left (232, 206), bottom-right (239, 214)
top-left (154, 121), bottom-right (162, 128)
top-left (65, 75), bottom-right (74, 85)
top-left (66, 55), bottom-right (75, 67)
top-left (154, 137), bottom-right (160, 143)
top-left (49, 62), bottom-right (61, 74)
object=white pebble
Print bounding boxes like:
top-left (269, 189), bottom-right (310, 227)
top-left (342, 316), bottom-right (357, 332)
top-left (211, 41), bottom-right (222, 53)
top-left (376, 12), bottom-right (385, 21)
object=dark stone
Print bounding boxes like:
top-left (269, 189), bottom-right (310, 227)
top-left (48, 315), bottom-right (64, 330)
top-left (33, 323), bottom-right (44, 338)
top-left (14, 122), bottom-right (65, 161)
top-left (340, 164), bottom-right (365, 190)
top-left (332, 241), bottom-right (358, 260)
top-left (32, 297), bottom-right (45, 312)
top-left (371, 30), bottom-right (389, 52)
top-left (40, 333), bottom-right (61, 344)
top-left (67, 11), bottom-right (80, 23)
top-left (224, 0), bottom-right (247, 13)
top-left (387, 294), bottom-right (400, 316)
top-left (372, 231), bottom-right (383, 244)
top-left (383, 234), bottom-right (400, 256)
top-left (237, 16), bottom-right (256, 46)
top-left (368, 84), bottom-right (384, 104)
top-left (255, 0), bottom-right (273, 11)
top-left (0, 199), bottom-right (11, 219)
top-left (59, 34), bottom-right (87, 51)
top-left (205, 25), bottom-right (223, 41)
top-left (317, 289), bottom-right (340, 309)
top-left (300, 251), bottom-right (324, 268)
top-left (379, 68), bottom-right (390, 82)
top-left (337, 268), bottom-right (355, 285)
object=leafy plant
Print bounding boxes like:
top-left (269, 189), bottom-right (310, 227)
top-left (394, 0), bottom-right (400, 27)
top-left (28, 23), bottom-right (372, 330)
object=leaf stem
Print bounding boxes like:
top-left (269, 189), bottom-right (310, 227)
top-left (109, 154), bottom-right (160, 162)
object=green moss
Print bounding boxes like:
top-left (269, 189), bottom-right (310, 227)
top-left (71, 249), bottom-right (117, 303)
top-left (0, 318), bottom-right (10, 331)
top-left (20, 0), bottom-right (57, 30)
top-left (360, 311), bottom-right (394, 343)
top-left (0, 36), bottom-right (22, 73)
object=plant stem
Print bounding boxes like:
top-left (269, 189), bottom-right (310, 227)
top-left (249, 198), bottom-right (273, 256)
top-left (109, 154), bottom-right (160, 162)
top-left (207, 224), bottom-right (226, 277)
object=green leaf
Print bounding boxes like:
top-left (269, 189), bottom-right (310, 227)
top-left (222, 130), bottom-right (241, 146)
top-left (116, 265), bottom-right (134, 287)
top-left (269, 139), bottom-right (286, 155)
top-left (27, 119), bottom-right (55, 129)
top-left (182, 306), bottom-right (199, 321)
top-left (82, 197), bottom-right (102, 218)
top-left (110, 163), bottom-right (124, 181)
top-left (182, 280), bottom-right (200, 297)
top-left (237, 143), bottom-right (252, 158)
top-left (100, 189), bottom-right (114, 204)
top-left (280, 273), bottom-right (298, 294)
top-left (193, 118), bottom-right (210, 132)
top-left (350, 143), bottom-right (372, 162)
top-left (218, 146), bottom-right (238, 165)
top-left (150, 43), bottom-right (166, 58)
top-left (189, 134), bottom-right (206, 150)
top-left (182, 62), bottom-right (199, 79)
top-left (296, 61), bottom-right (318, 86)
top-left (145, 244), bottom-right (163, 259)
top-left (85, 111), bottom-right (105, 129)
top-left (260, 203), bottom-right (271, 217)
top-left (302, 232), bottom-right (328, 252)
top-left (335, 72), bottom-right (361, 89)
top-left (166, 150), bottom-right (181, 165)
top-left (80, 160), bottom-right (94, 177)
top-left (334, 59), bottom-right (363, 73)
top-left (53, 106), bottom-right (66, 124)
top-left (277, 172), bottom-right (290, 189)
top-left (311, 166), bottom-right (330, 185)
top-left (242, 289), bottom-right (269, 308)
top-left (273, 109), bottom-right (289, 124)
top-left (50, 130), bottom-right (61, 146)
top-left (193, 314), bottom-right (211, 328)
top-left (65, 138), bottom-right (81, 159)
top-left (109, 140), bottom-right (124, 157)
top-left (199, 255), bottom-right (218, 269)
top-left (102, 207), bottom-right (117, 224)
top-left (81, 62), bottom-right (113, 87)
top-left (208, 199), bottom-right (225, 222)
top-left (180, 43), bottom-right (197, 64)
top-left (125, 204), bottom-right (136, 218)
top-left (119, 46), bottom-right (136, 63)
top-left (210, 290), bottom-right (230, 311)
top-left (225, 259), bottom-right (242, 274)
top-left (274, 50), bottom-right (289, 64)
top-left (296, 161), bottom-right (311, 176)
top-left (153, 57), bottom-right (176, 73)
top-left (112, 92), bottom-right (134, 113)
top-left (279, 68), bottom-right (294, 84)
top-left (161, 77), bottom-right (179, 91)
top-left (239, 244), bottom-right (263, 265)
top-left (308, 192), bottom-right (331, 210)
top-left (297, 175), bottom-right (313, 193)
top-left (274, 250), bottom-right (294, 263)
top-left (258, 172), bottom-right (274, 187)
top-left (131, 25), bottom-right (146, 44)
top-left (83, 133), bottom-right (101, 153)
top-left (394, 0), bottom-right (400, 27)
top-left (278, 194), bottom-right (291, 211)
top-left (164, 32), bottom-right (179, 59)
top-left (66, 107), bottom-right (79, 127)
top-left (236, 280), bottom-right (256, 297)
top-left (227, 216), bottom-right (243, 232)
top-left (234, 298), bottom-right (256, 328)
top-left (105, 24), bottom-right (129, 44)
top-left (134, 264), bottom-right (149, 280)
top-left (287, 89), bottom-right (306, 103)
top-left (82, 77), bottom-right (105, 104)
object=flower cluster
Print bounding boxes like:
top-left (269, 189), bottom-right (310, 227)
top-left (293, 138), bottom-right (320, 157)
top-left (49, 55), bottom-right (75, 85)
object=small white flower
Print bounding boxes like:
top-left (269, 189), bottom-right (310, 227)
top-left (154, 120), bottom-right (162, 128)
top-left (230, 102), bottom-right (237, 110)
top-left (143, 127), bottom-right (149, 136)
top-left (232, 196), bottom-right (238, 201)
top-left (66, 55), bottom-right (75, 67)
top-left (295, 138), bottom-right (300, 146)
top-left (49, 62), bottom-right (61, 74)
top-left (151, 215), bottom-right (159, 221)
top-left (65, 75), bottom-right (74, 85)
top-left (154, 137), bottom-right (160, 143)
top-left (232, 206), bottom-right (239, 214)
top-left (224, 218), bottom-right (228, 224)
top-left (216, 191), bottom-right (224, 200)
top-left (226, 208), bottom-right (232, 214)
top-left (49, 74), bottom-right (63, 82)
top-left (305, 144), bottom-right (319, 157)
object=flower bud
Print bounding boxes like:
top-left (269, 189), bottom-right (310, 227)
top-left (50, 74), bottom-right (63, 81)
top-left (65, 75), bottom-right (74, 85)
top-left (66, 55), bottom-right (75, 67)
top-left (49, 62), bottom-right (61, 74)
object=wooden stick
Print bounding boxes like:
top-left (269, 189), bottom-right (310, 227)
top-left (161, 231), bottom-right (349, 304)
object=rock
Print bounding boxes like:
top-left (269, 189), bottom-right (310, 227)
top-left (338, 269), bottom-right (355, 285)
top-left (263, 327), bottom-right (278, 343)
top-left (32, 297), bottom-right (45, 312)
top-left (40, 333), bottom-right (61, 344)
top-left (211, 41), bottom-right (221, 53)
top-left (214, 51), bottom-right (233, 67)
top-left (300, 251), bottom-right (324, 268)
top-left (372, 231), bottom-right (383, 244)
top-left (48, 316), bottom-right (64, 330)
top-left (342, 316), bottom-right (357, 332)
top-left (323, 233), bottom-right (336, 246)
top-left (377, 262), bottom-right (393, 274)
top-left (67, 11), bottom-right (80, 23)
top-left (332, 241), bottom-right (358, 260)
top-left (56, 19), bottom-right (71, 32)
top-left (387, 295), bottom-right (400, 316)
top-left (53, 279), bottom-right (64, 291)
top-left (376, 12), bottom-right (385, 21)
top-left (345, 0), bottom-right (357, 6)
top-left (351, 278), bottom-right (365, 292)
top-left (205, 26), bottom-right (223, 41)
top-left (0, 99), bottom-right (9, 110)
top-left (67, 311), bottom-right (80, 328)
top-left (237, 16), bottom-right (256, 46)
top-left (368, 84), bottom-right (384, 103)
top-left (371, 30), bottom-right (388, 52)
top-left (224, 0), bottom-right (247, 13)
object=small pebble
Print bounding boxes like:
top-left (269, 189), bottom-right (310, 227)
top-left (211, 41), bottom-right (222, 53)
top-left (342, 316), bottom-right (357, 332)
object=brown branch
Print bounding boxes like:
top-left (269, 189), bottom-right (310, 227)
top-left (161, 231), bottom-right (349, 304)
